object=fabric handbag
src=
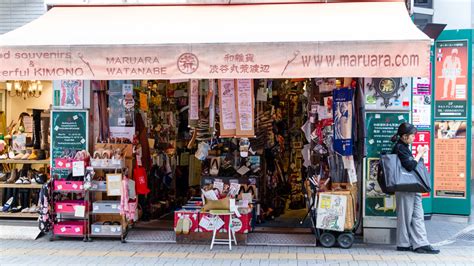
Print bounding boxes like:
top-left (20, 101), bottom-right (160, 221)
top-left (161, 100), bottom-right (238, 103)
top-left (378, 153), bottom-right (431, 193)
top-left (134, 164), bottom-right (150, 195)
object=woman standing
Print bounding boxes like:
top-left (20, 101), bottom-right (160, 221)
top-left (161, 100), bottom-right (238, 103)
top-left (391, 122), bottom-right (440, 254)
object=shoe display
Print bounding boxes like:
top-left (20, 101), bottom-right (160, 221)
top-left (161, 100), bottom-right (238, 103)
top-left (28, 151), bottom-right (38, 160)
top-left (0, 172), bottom-right (7, 182)
top-left (414, 245), bottom-right (440, 254)
top-left (21, 152), bottom-right (31, 160)
top-left (13, 153), bottom-right (24, 160)
top-left (6, 170), bottom-right (17, 183)
top-left (2, 197), bottom-right (14, 212)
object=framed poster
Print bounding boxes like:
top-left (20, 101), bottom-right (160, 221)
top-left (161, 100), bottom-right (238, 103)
top-left (53, 80), bottom-right (87, 109)
top-left (434, 40), bottom-right (468, 119)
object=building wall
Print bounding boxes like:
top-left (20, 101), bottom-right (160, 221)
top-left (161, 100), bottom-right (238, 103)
top-left (432, 0), bottom-right (473, 30)
top-left (0, 0), bottom-right (45, 35)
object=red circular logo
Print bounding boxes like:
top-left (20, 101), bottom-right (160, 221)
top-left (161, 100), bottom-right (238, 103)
top-left (177, 53), bottom-right (199, 74)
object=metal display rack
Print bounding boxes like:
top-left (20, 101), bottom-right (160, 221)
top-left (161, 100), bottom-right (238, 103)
top-left (88, 165), bottom-right (128, 243)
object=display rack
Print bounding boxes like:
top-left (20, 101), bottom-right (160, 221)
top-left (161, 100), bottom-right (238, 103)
top-left (88, 165), bottom-right (128, 243)
top-left (0, 159), bottom-right (50, 219)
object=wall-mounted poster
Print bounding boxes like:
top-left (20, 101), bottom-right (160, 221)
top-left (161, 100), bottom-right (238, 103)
top-left (53, 80), bottom-right (87, 109)
top-left (235, 79), bottom-right (255, 137)
top-left (108, 81), bottom-right (135, 141)
top-left (316, 193), bottom-right (347, 232)
top-left (332, 88), bottom-right (353, 156)
top-left (218, 79), bottom-right (237, 137)
top-left (434, 40), bottom-right (468, 119)
top-left (365, 77), bottom-right (411, 111)
top-left (433, 121), bottom-right (467, 199)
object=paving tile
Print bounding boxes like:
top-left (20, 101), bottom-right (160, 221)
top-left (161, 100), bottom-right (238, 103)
top-left (1, 248), bottom-right (30, 256)
top-left (408, 255), bottom-right (441, 262)
top-left (380, 255), bottom-right (411, 262)
top-left (78, 250), bottom-right (109, 257)
top-left (160, 251), bottom-right (189, 258)
top-left (133, 251), bottom-right (162, 258)
top-left (51, 249), bottom-right (84, 256)
top-left (353, 255), bottom-right (383, 261)
top-left (105, 251), bottom-right (136, 257)
top-left (269, 253), bottom-right (297, 260)
top-left (324, 254), bottom-right (354, 261)
top-left (213, 253), bottom-right (242, 259)
top-left (186, 252), bottom-right (215, 259)
top-left (241, 253), bottom-right (269, 259)
top-left (24, 249), bottom-right (58, 256)
top-left (296, 253), bottom-right (325, 260)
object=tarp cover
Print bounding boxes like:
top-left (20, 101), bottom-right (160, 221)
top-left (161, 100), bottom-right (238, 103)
top-left (0, 2), bottom-right (431, 80)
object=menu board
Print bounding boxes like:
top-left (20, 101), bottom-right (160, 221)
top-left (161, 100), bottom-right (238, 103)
top-left (51, 110), bottom-right (88, 178)
top-left (433, 121), bottom-right (467, 198)
top-left (365, 112), bottom-right (408, 217)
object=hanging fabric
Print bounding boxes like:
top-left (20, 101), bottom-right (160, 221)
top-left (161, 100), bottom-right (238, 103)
top-left (332, 87), bottom-right (354, 156)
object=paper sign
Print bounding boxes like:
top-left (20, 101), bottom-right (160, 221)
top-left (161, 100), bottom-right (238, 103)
top-left (60, 227), bottom-right (66, 232)
top-left (235, 79), bottom-right (255, 136)
top-left (218, 79), bottom-right (237, 136)
top-left (57, 205), bottom-right (63, 210)
top-left (72, 161), bottom-right (85, 177)
top-left (74, 205), bottom-right (85, 217)
top-left (316, 193), bottom-right (347, 232)
top-left (74, 227), bottom-right (80, 233)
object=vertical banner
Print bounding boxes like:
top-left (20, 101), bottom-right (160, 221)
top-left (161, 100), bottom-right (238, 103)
top-left (365, 112), bottom-right (409, 217)
top-left (108, 81), bottom-right (135, 141)
top-left (235, 79), bottom-right (255, 137)
top-left (434, 40), bottom-right (468, 118)
top-left (433, 121), bottom-right (467, 198)
top-left (333, 88), bottom-right (354, 156)
top-left (189, 79), bottom-right (199, 120)
top-left (218, 79), bottom-right (236, 137)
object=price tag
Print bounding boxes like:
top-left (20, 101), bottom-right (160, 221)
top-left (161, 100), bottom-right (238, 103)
top-left (72, 183), bottom-right (78, 189)
top-left (65, 163), bottom-right (71, 168)
top-left (74, 205), bottom-right (85, 217)
top-left (74, 227), bottom-right (80, 233)
top-left (57, 205), bottom-right (63, 210)
top-left (57, 185), bottom-right (63, 190)
top-left (60, 227), bottom-right (66, 232)
top-left (57, 161), bottom-right (64, 167)
top-left (72, 161), bottom-right (85, 177)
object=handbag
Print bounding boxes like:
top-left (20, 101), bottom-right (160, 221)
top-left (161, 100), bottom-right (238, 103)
top-left (134, 164), bottom-right (150, 195)
top-left (378, 153), bottom-right (431, 193)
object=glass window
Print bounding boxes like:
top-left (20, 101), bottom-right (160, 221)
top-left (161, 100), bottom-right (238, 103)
top-left (414, 0), bottom-right (433, 8)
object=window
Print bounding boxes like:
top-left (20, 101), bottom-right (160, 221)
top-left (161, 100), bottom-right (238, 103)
top-left (414, 0), bottom-right (433, 9)
top-left (413, 13), bottom-right (433, 29)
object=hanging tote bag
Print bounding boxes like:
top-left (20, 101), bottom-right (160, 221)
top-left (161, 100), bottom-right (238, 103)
top-left (134, 164), bottom-right (150, 195)
top-left (378, 153), bottom-right (431, 193)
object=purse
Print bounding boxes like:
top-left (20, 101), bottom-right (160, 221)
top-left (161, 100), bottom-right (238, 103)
top-left (378, 153), bottom-right (431, 193)
top-left (134, 164), bottom-right (150, 195)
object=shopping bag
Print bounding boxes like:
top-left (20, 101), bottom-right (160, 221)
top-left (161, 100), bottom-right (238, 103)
top-left (378, 154), bottom-right (431, 193)
top-left (134, 165), bottom-right (150, 195)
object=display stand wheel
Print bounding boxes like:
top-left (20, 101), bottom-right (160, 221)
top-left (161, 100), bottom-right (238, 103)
top-left (337, 233), bottom-right (354, 249)
top-left (319, 232), bottom-right (336, 248)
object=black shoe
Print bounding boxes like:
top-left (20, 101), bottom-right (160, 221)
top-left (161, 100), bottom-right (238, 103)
top-left (414, 245), bottom-right (440, 254)
top-left (397, 246), bottom-right (413, 251)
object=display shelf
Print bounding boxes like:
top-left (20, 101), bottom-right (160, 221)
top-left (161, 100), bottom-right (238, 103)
top-left (0, 183), bottom-right (43, 189)
top-left (91, 212), bottom-right (121, 215)
top-left (0, 212), bottom-right (38, 218)
top-left (91, 166), bottom-right (124, 170)
top-left (0, 159), bottom-right (50, 164)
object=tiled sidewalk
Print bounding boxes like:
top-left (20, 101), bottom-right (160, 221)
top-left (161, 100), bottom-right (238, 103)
top-left (1, 237), bottom-right (474, 265)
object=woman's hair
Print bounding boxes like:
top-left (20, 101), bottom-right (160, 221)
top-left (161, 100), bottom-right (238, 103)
top-left (391, 122), bottom-right (417, 142)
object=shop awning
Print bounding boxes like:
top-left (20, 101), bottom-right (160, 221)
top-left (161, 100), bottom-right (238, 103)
top-left (0, 2), bottom-right (431, 80)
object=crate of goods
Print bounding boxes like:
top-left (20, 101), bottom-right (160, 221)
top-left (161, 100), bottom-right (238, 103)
top-left (53, 221), bottom-right (86, 236)
top-left (92, 201), bottom-right (121, 214)
top-left (91, 181), bottom-right (107, 191)
top-left (91, 222), bottom-right (122, 236)
top-left (55, 200), bottom-right (87, 214)
top-left (54, 180), bottom-right (84, 191)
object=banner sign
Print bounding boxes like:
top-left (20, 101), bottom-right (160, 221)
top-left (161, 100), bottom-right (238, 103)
top-left (434, 40), bottom-right (468, 119)
top-left (0, 42), bottom-right (430, 80)
top-left (218, 79), bottom-right (237, 137)
top-left (189, 79), bottom-right (199, 121)
top-left (235, 79), bottom-right (255, 137)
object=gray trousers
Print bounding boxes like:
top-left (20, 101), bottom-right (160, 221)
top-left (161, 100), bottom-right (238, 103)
top-left (395, 192), bottom-right (430, 249)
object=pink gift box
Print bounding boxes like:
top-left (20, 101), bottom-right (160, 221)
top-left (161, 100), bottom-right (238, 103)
top-left (53, 221), bottom-right (86, 236)
top-left (55, 200), bottom-right (87, 214)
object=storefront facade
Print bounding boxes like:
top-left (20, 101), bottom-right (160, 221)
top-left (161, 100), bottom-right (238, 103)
top-left (1, 1), bottom-right (465, 245)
